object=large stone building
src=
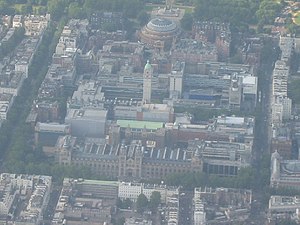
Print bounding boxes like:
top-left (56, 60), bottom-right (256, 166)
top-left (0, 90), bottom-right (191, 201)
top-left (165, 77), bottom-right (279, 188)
top-left (57, 137), bottom-right (202, 180)
top-left (139, 17), bottom-right (180, 50)
top-left (55, 129), bottom-right (251, 180)
top-left (270, 151), bottom-right (300, 189)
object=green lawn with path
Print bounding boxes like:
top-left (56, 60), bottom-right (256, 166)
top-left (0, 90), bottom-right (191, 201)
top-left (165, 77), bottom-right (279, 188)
top-left (295, 12), bottom-right (300, 25)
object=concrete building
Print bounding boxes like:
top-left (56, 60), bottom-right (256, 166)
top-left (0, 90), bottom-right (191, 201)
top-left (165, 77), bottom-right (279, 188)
top-left (242, 75), bottom-right (258, 109)
top-left (114, 103), bottom-right (174, 123)
top-left (272, 60), bottom-right (289, 97)
top-left (169, 61), bottom-right (184, 99)
top-left (229, 75), bottom-right (242, 109)
top-left (69, 80), bottom-right (105, 109)
top-left (270, 151), bottom-right (300, 189)
top-left (271, 96), bottom-right (292, 126)
top-left (65, 108), bottom-right (107, 138)
top-left (188, 139), bottom-right (252, 176)
top-left (279, 36), bottom-right (294, 63)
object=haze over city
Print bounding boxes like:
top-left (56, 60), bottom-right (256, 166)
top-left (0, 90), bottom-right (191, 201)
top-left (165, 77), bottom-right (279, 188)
top-left (0, 0), bottom-right (298, 224)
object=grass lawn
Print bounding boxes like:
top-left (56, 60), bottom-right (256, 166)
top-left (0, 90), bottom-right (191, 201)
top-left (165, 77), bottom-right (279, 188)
top-left (145, 5), bottom-right (156, 12)
top-left (14, 4), bottom-right (25, 13)
top-left (182, 7), bottom-right (194, 14)
top-left (145, 3), bottom-right (194, 13)
top-left (295, 12), bottom-right (300, 25)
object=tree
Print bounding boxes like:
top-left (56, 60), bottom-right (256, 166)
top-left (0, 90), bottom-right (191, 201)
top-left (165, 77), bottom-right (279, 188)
top-left (137, 10), bottom-right (150, 26)
top-left (124, 198), bottom-right (133, 209)
top-left (149, 191), bottom-right (161, 213)
top-left (47, 0), bottom-right (65, 21)
top-left (276, 219), bottom-right (299, 225)
top-left (256, 0), bottom-right (281, 25)
top-left (116, 217), bottom-right (125, 225)
top-left (136, 193), bottom-right (148, 214)
top-left (180, 13), bottom-right (193, 31)
top-left (117, 198), bottom-right (133, 209)
top-left (68, 2), bottom-right (84, 19)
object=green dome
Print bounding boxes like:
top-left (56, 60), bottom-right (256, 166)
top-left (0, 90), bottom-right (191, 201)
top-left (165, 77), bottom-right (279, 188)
top-left (144, 60), bottom-right (152, 71)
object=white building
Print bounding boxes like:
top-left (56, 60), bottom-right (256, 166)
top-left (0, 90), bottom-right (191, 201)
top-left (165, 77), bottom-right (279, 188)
top-left (169, 68), bottom-right (183, 99)
top-left (12, 15), bottom-right (22, 28)
top-left (271, 96), bottom-right (292, 125)
top-left (118, 182), bottom-right (180, 203)
top-left (194, 199), bottom-right (206, 225)
top-left (118, 182), bottom-right (143, 202)
top-left (169, 74), bottom-right (182, 99)
top-left (272, 60), bottom-right (289, 97)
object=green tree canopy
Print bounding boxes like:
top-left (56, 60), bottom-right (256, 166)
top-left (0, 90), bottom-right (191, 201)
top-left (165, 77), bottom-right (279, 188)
top-left (137, 10), bottom-right (150, 26)
top-left (149, 191), bottom-right (161, 212)
top-left (136, 193), bottom-right (148, 214)
top-left (180, 13), bottom-right (193, 31)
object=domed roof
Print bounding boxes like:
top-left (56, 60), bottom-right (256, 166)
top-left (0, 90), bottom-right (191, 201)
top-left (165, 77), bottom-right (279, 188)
top-left (146, 18), bottom-right (177, 33)
top-left (144, 60), bottom-right (152, 70)
top-left (283, 161), bottom-right (300, 173)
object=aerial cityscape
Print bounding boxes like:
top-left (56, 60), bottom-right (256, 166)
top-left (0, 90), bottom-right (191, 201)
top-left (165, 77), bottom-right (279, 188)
top-left (0, 0), bottom-right (298, 224)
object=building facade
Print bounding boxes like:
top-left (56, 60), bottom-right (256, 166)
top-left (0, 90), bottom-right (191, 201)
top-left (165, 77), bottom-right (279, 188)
top-left (143, 61), bottom-right (152, 104)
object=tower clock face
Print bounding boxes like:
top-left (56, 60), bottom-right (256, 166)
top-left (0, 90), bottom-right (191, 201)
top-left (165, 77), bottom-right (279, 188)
top-left (145, 71), bottom-right (151, 79)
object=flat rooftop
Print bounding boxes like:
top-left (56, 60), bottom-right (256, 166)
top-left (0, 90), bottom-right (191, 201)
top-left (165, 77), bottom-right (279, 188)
top-left (77, 179), bottom-right (119, 187)
top-left (117, 120), bottom-right (163, 130)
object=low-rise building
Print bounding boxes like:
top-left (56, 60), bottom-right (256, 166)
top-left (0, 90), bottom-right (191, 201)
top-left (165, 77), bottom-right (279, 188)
top-left (118, 182), bottom-right (179, 203)
top-left (193, 187), bottom-right (252, 224)
top-left (0, 173), bottom-right (52, 225)
top-left (268, 195), bottom-right (300, 223)
top-left (52, 178), bottom-right (117, 225)
top-left (171, 39), bottom-right (218, 64)
top-left (24, 14), bottom-right (50, 36)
